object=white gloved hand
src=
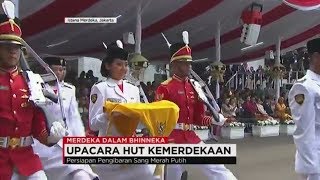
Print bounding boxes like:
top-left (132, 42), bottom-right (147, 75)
top-left (211, 113), bottom-right (226, 126)
top-left (47, 121), bottom-right (67, 144)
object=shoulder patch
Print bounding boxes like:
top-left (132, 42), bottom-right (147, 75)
top-left (294, 94), bottom-right (305, 105)
top-left (156, 93), bottom-right (164, 101)
top-left (161, 78), bottom-right (172, 85)
top-left (91, 94), bottom-right (97, 103)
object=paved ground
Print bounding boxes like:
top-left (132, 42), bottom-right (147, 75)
top-left (183, 135), bottom-right (297, 180)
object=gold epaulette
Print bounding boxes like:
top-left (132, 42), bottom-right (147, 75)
top-left (161, 78), bottom-right (172, 85)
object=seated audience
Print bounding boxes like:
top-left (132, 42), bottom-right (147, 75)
top-left (275, 97), bottom-right (292, 121)
top-left (221, 98), bottom-right (236, 122)
top-left (255, 98), bottom-right (275, 121)
top-left (242, 96), bottom-right (258, 118)
top-left (263, 96), bottom-right (274, 116)
top-left (229, 97), bottom-right (238, 117)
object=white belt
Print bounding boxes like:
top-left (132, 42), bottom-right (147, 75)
top-left (175, 123), bottom-right (194, 131)
top-left (0, 136), bottom-right (33, 149)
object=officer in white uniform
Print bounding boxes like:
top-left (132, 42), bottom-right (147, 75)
top-left (89, 42), bottom-right (154, 180)
top-left (32, 57), bottom-right (98, 180)
top-left (288, 38), bottom-right (320, 180)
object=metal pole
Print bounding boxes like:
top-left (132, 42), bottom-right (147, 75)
top-left (289, 71), bottom-right (291, 84)
top-left (135, 4), bottom-right (142, 54)
top-left (253, 73), bottom-right (256, 89)
top-left (275, 37), bottom-right (281, 101)
top-left (235, 73), bottom-right (238, 90)
top-left (242, 74), bottom-right (245, 90)
top-left (215, 21), bottom-right (221, 99)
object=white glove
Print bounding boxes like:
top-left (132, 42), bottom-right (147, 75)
top-left (211, 113), bottom-right (226, 126)
top-left (47, 121), bottom-right (67, 144)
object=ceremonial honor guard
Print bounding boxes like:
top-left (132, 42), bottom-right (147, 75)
top-left (43, 57), bottom-right (85, 136)
top-left (155, 32), bottom-right (237, 180)
top-left (32, 57), bottom-right (98, 180)
top-left (89, 40), bottom-right (154, 180)
top-left (0, 13), bottom-right (63, 180)
top-left (288, 38), bottom-right (320, 180)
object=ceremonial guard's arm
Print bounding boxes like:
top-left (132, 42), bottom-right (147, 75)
top-left (68, 86), bottom-right (85, 136)
top-left (155, 84), bottom-right (169, 101)
top-left (194, 98), bottom-right (225, 127)
top-left (89, 85), bottom-right (106, 132)
top-left (31, 107), bottom-right (50, 145)
top-left (289, 84), bottom-right (320, 174)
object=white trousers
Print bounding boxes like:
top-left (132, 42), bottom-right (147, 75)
top-left (11, 170), bottom-right (47, 180)
top-left (166, 164), bottom-right (237, 180)
top-left (298, 174), bottom-right (320, 180)
top-left (166, 141), bottom-right (237, 180)
top-left (92, 164), bottom-right (154, 180)
top-left (32, 140), bottom-right (98, 180)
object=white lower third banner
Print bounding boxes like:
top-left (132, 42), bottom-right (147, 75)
top-left (63, 137), bottom-right (237, 164)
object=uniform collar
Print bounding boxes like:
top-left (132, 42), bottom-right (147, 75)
top-left (106, 78), bottom-right (123, 86)
top-left (307, 70), bottom-right (320, 81)
top-left (0, 66), bottom-right (19, 77)
top-left (49, 81), bottom-right (63, 88)
top-left (172, 74), bottom-right (189, 82)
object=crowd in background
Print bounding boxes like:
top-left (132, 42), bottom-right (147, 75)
top-left (63, 47), bottom-right (309, 133)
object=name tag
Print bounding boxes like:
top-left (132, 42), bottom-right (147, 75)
top-left (178, 90), bottom-right (184, 95)
top-left (0, 85), bottom-right (8, 90)
top-left (106, 98), bottom-right (122, 103)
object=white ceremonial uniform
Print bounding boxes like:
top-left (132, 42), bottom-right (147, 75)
top-left (288, 70), bottom-right (320, 180)
top-left (89, 78), bottom-right (154, 180)
top-left (32, 82), bottom-right (98, 180)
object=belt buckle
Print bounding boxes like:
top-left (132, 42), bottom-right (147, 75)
top-left (8, 137), bottom-right (21, 149)
top-left (183, 124), bottom-right (190, 131)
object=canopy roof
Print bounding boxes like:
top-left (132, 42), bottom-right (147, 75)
top-left (7, 0), bottom-right (320, 64)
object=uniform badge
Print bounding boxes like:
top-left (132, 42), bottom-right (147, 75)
top-left (0, 85), bottom-right (8, 90)
top-left (106, 98), bottom-right (122, 103)
top-left (156, 93), bottom-right (164, 100)
top-left (19, 89), bottom-right (27, 92)
top-left (178, 90), bottom-right (184, 95)
top-left (295, 94), bottom-right (305, 105)
top-left (91, 94), bottom-right (97, 103)
top-left (157, 122), bottom-right (166, 136)
top-left (21, 95), bottom-right (29, 99)
top-left (21, 102), bottom-right (28, 107)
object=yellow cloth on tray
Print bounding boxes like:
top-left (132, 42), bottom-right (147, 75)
top-left (103, 100), bottom-right (180, 136)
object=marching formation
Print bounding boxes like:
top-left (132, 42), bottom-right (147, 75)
top-left (0, 1), bottom-right (319, 180)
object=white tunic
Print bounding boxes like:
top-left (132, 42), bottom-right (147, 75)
top-left (32, 82), bottom-right (97, 180)
top-left (288, 70), bottom-right (320, 178)
top-left (48, 82), bottom-right (85, 136)
top-left (89, 78), bottom-right (154, 180)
